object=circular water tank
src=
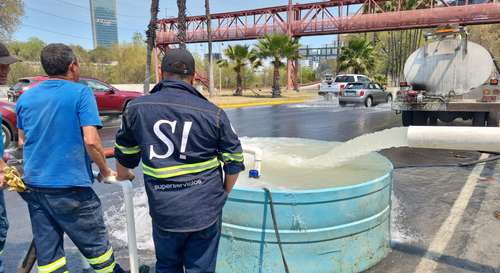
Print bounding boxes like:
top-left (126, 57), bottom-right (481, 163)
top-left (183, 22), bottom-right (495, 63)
top-left (404, 39), bottom-right (494, 95)
top-left (217, 138), bottom-right (393, 273)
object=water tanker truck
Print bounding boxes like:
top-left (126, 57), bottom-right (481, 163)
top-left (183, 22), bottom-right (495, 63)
top-left (392, 27), bottom-right (500, 127)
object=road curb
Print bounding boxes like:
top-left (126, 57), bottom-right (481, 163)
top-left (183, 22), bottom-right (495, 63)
top-left (216, 98), bottom-right (308, 109)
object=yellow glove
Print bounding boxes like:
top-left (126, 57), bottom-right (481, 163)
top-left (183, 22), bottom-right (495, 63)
top-left (4, 166), bottom-right (26, 192)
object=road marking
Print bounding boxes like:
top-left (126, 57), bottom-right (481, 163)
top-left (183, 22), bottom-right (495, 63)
top-left (414, 153), bottom-right (489, 273)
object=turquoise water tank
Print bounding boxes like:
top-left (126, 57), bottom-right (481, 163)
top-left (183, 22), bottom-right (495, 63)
top-left (217, 153), bottom-right (393, 273)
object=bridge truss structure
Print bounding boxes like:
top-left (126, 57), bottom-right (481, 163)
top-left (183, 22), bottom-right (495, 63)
top-left (154, 0), bottom-right (500, 89)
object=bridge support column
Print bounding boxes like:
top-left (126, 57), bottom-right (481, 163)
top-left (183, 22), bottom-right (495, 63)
top-left (154, 47), bottom-right (161, 83)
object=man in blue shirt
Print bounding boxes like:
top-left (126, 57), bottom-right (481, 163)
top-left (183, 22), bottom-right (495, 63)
top-left (0, 42), bottom-right (20, 273)
top-left (16, 44), bottom-right (124, 273)
top-left (114, 48), bottom-right (245, 273)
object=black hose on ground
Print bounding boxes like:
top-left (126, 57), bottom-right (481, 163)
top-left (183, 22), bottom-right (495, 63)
top-left (263, 187), bottom-right (291, 273)
top-left (395, 154), bottom-right (500, 169)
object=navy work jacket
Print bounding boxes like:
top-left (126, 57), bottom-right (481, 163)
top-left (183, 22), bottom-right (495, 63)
top-left (114, 79), bottom-right (245, 232)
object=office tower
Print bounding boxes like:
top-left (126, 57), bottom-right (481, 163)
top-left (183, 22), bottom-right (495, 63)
top-left (90, 0), bottom-right (118, 48)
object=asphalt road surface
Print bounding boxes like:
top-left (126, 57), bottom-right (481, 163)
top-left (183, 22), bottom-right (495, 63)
top-left (3, 98), bottom-right (499, 272)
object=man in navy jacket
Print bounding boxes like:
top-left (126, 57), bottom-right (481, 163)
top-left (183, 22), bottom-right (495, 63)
top-left (115, 48), bottom-right (245, 273)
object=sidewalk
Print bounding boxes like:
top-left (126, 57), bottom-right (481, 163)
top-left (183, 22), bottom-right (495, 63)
top-left (204, 88), bottom-right (317, 109)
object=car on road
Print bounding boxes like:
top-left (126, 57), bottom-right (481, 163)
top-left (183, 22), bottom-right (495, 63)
top-left (339, 82), bottom-right (392, 107)
top-left (0, 101), bottom-right (17, 148)
top-left (8, 76), bottom-right (142, 115)
top-left (319, 74), bottom-right (372, 96)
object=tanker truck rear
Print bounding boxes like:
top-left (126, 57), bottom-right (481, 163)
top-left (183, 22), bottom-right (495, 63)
top-left (392, 27), bottom-right (500, 127)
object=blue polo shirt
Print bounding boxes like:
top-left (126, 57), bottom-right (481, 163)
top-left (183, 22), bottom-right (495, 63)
top-left (16, 79), bottom-right (102, 188)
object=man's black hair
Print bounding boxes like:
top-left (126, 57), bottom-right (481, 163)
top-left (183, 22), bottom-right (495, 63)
top-left (40, 43), bottom-right (76, 76)
top-left (163, 71), bottom-right (193, 82)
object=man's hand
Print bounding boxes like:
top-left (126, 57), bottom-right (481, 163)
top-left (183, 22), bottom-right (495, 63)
top-left (100, 167), bottom-right (117, 179)
top-left (116, 162), bottom-right (135, 181)
top-left (117, 169), bottom-right (135, 181)
top-left (0, 172), bottom-right (6, 189)
top-left (224, 173), bottom-right (239, 194)
top-left (0, 160), bottom-right (7, 189)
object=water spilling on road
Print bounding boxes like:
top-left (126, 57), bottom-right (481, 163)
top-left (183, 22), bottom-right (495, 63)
top-left (288, 96), bottom-right (393, 113)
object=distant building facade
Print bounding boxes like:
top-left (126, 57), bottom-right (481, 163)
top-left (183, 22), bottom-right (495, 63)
top-left (90, 0), bottom-right (118, 48)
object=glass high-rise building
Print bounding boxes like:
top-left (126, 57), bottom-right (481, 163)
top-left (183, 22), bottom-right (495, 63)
top-left (90, 0), bottom-right (118, 48)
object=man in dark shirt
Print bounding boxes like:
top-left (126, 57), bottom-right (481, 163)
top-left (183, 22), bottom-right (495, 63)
top-left (114, 48), bottom-right (245, 273)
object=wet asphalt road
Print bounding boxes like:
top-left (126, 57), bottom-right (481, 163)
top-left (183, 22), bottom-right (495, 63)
top-left (3, 98), bottom-right (499, 272)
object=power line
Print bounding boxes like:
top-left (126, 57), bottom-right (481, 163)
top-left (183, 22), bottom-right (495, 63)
top-left (26, 6), bottom-right (144, 32)
top-left (49, 0), bottom-right (147, 19)
top-left (26, 6), bottom-right (91, 26)
top-left (21, 23), bottom-right (93, 41)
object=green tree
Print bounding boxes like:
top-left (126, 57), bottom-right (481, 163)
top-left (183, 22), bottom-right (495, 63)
top-left (338, 37), bottom-right (376, 75)
top-left (256, 33), bottom-right (300, 97)
top-left (217, 45), bottom-right (260, 96)
top-left (70, 45), bottom-right (90, 63)
top-left (109, 42), bottom-right (147, 84)
top-left (299, 66), bottom-right (317, 84)
top-left (367, 0), bottom-right (425, 85)
top-left (12, 37), bottom-right (45, 61)
top-left (89, 47), bottom-right (113, 64)
top-left (469, 24), bottom-right (500, 61)
top-left (7, 62), bottom-right (43, 85)
top-left (0, 0), bottom-right (24, 40)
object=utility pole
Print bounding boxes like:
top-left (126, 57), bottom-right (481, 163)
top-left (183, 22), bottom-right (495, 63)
top-left (177, 0), bottom-right (187, 49)
top-left (144, 0), bottom-right (159, 94)
top-left (205, 0), bottom-right (215, 97)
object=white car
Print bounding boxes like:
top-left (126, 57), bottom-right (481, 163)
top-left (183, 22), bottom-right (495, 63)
top-left (319, 74), bottom-right (372, 96)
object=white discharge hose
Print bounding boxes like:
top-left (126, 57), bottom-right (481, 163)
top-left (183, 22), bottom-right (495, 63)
top-left (83, 173), bottom-right (139, 273)
top-left (407, 126), bottom-right (500, 153)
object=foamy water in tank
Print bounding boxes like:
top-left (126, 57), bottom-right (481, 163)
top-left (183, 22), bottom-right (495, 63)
top-left (236, 137), bottom-right (394, 190)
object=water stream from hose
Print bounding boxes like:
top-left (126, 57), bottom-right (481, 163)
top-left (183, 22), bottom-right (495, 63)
top-left (304, 127), bottom-right (409, 168)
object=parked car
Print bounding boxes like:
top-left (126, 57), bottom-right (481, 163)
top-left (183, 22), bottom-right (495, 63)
top-left (319, 74), bottom-right (372, 96)
top-left (0, 101), bottom-right (17, 148)
top-left (8, 76), bottom-right (142, 115)
top-left (339, 82), bottom-right (392, 107)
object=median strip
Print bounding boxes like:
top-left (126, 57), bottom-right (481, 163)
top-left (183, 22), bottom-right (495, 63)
top-left (216, 98), bottom-right (308, 109)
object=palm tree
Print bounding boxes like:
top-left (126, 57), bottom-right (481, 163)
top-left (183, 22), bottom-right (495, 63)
top-left (256, 33), bottom-right (300, 98)
top-left (375, 0), bottom-right (425, 84)
top-left (144, 0), bottom-right (159, 94)
top-left (205, 0), bottom-right (215, 97)
top-left (177, 0), bottom-right (187, 49)
top-left (288, 38), bottom-right (301, 91)
top-left (217, 45), bottom-right (260, 96)
top-left (338, 37), bottom-right (376, 75)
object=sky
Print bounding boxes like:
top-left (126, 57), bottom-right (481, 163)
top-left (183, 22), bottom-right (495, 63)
top-left (13, 0), bottom-right (341, 54)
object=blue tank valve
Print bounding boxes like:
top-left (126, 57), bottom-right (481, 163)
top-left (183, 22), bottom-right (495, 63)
top-left (249, 169), bottom-right (260, 179)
